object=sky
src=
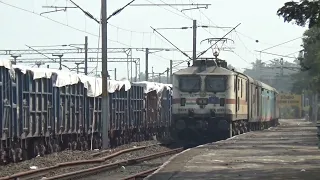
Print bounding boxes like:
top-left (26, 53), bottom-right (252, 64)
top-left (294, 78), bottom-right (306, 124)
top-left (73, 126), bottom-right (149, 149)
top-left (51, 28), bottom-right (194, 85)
top-left (0, 0), bottom-right (307, 80)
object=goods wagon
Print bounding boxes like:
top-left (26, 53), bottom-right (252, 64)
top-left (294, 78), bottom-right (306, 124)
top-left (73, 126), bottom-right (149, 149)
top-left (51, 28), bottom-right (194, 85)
top-left (171, 58), bottom-right (279, 143)
top-left (0, 60), bottom-right (172, 163)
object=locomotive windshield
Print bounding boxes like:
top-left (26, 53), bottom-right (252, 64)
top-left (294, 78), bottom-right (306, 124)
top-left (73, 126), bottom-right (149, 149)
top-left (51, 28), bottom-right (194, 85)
top-left (179, 75), bottom-right (201, 92)
top-left (205, 75), bottom-right (226, 92)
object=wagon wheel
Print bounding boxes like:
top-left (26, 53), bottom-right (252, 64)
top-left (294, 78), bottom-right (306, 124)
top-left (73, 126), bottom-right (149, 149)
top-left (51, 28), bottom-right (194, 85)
top-left (84, 141), bottom-right (88, 151)
top-left (79, 142), bottom-right (83, 151)
top-left (34, 145), bottom-right (40, 157)
top-left (237, 127), bottom-right (241, 135)
top-left (48, 143), bottom-right (53, 154)
top-left (72, 141), bottom-right (77, 150)
top-left (40, 144), bottom-right (46, 156)
top-left (53, 144), bottom-right (60, 153)
top-left (68, 142), bottom-right (72, 151)
top-left (11, 148), bottom-right (17, 163)
top-left (1, 150), bottom-right (7, 164)
top-left (16, 148), bottom-right (23, 161)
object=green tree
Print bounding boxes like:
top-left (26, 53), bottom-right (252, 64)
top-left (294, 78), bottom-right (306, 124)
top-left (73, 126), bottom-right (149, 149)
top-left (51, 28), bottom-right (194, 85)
top-left (277, 0), bottom-right (320, 28)
top-left (277, 1), bottom-right (320, 92)
top-left (290, 27), bottom-right (320, 93)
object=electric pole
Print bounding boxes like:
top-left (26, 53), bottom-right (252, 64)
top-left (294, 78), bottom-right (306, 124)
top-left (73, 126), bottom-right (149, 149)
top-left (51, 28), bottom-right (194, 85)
top-left (101, 0), bottom-right (109, 149)
top-left (84, 36), bottom-right (88, 75)
top-left (11, 54), bottom-right (20, 65)
top-left (145, 48), bottom-right (149, 81)
top-left (152, 67), bottom-right (155, 81)
top-left (170, 60), bottom-right (173, 84)
top-left (280, 58), bottom-right (284, 77)
top-left (75, 62), bottom-right (82, 73)
top-left (166, 68), bottom-right (169, 83)
top-left (52, 54), bottom-right (63, 70)
top-left (193, 20), bottom-right (197, 64)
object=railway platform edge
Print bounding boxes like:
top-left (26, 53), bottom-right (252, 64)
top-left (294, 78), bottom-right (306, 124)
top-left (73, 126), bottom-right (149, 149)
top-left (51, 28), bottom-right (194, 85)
top-left (145, 119), bottom-right (320, 180)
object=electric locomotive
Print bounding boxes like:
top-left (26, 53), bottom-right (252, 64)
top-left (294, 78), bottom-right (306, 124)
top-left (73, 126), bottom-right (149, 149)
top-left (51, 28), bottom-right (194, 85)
top-left (171, 58), bottom-right (279, 143)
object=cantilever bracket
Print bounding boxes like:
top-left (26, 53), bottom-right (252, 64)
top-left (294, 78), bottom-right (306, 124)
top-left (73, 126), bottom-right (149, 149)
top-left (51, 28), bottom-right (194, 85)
top-left (181, 4), bottom-right (209, 12)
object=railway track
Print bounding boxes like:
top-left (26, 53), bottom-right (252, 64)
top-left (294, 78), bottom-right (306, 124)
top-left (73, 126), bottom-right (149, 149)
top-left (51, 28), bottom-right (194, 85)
top-left (0, 144), bottom-right (182, 180)
top-left (121, 167), bottom-right (159, 180)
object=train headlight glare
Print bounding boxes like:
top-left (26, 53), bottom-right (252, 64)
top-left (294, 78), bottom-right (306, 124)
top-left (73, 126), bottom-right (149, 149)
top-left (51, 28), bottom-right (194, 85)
top-left (180, 98), bottom-right (186, 106)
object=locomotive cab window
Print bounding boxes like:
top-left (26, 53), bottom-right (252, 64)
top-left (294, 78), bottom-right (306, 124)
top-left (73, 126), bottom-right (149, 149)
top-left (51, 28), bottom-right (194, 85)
top-left (178, 75), bottom-right (201, 92)
top-left (205, 76), bottom-right (226, 92)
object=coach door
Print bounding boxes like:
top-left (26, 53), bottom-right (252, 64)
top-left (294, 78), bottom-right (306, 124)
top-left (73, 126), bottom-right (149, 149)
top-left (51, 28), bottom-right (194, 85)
top-left (250, 83), bottom-right (253, 119)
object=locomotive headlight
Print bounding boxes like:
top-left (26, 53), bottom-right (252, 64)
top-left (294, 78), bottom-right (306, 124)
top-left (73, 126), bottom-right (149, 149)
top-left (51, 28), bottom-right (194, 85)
top-left (220, 98), bottom-right (225, 106)
top-left (180, 98), bottom-right (186, 106)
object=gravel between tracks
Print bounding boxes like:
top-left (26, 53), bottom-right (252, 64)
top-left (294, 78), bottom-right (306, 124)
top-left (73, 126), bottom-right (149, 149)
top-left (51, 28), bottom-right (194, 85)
top-left (79, 154), bottom-right (174, 180)
top-left (0, 140), bottom-right (159, 178)
top-left (43, 144), bottom-right (174, 178)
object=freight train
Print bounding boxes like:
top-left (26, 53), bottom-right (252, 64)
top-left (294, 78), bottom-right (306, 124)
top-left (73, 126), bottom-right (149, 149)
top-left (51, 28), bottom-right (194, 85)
top-left (170, 58), bottom-right (279, 143)
top-left (0, 60), bottom-right (172, 164)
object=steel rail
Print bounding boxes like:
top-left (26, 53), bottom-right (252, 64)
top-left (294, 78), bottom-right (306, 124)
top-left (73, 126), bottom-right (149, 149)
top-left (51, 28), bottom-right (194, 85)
top-left (0, 144), bottom-right (166, 180)
top-left (121, 167), bottom-right (159, 180)
top-left (45, 148), bottom-right (182, 180)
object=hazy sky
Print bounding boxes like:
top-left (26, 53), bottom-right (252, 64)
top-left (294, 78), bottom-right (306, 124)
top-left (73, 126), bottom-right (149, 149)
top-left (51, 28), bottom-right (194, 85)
top-left (0, 0), bottom-right (306, 80)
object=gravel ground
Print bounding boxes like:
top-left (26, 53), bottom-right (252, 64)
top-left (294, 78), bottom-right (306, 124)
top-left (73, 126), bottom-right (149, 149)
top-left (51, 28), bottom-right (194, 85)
top-left (147, 119), bottom-right (320, 180)
top-left (0, 140), bottom-right (159, 178)
top-left (43, 144), bottom-right (174, 178)
top-left (79, 154), bottom-right (174, 180)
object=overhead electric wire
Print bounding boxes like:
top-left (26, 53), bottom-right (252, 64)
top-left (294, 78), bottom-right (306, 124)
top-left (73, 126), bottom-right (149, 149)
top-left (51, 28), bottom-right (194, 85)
top-left (0, 0), bottom-right (175, 62)
top-left (260, 36), bottom-right (303, 52)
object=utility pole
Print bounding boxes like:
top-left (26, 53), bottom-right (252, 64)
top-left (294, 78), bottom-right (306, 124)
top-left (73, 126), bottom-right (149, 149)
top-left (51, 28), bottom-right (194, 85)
top-left (166, 68), bottom-right (169, 83)
top-left (11, 54), bottom-right (20, 65)
top-left (152, 67), bottom-right (155, 82)
top-left (280, 58), bottom-right (284, 77)
top-left (101, 0), bottom-right (109, 149)
top-left (75, 62), bottom-right (82, 73)
top-left (145, 48), bottom-right (149, 81)
top-left (158, 73), bottom-right (161, 83)
top-left (114, 68), bottom-right (117, 80)
top-left (193, 20), bottom-right (197, 64)
top-left (52, 54), bottom-right (63, 70)
top-left (170, 60), bottom-right (173, 84)
top-left (84, 36), bottom-right (88, 75)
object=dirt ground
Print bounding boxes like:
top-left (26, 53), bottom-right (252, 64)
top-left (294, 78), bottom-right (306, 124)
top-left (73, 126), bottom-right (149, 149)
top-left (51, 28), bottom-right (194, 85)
top-left (146, 119), bottom-right (320, 180)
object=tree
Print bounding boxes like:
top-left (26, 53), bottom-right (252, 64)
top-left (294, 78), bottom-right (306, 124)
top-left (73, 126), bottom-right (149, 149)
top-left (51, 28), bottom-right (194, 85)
top-left (277, 0), bottom-right (320, 28)
top-left (277, 1), bottom-right (320, 92)
top-left (289, 27), bottom-right (320, 93)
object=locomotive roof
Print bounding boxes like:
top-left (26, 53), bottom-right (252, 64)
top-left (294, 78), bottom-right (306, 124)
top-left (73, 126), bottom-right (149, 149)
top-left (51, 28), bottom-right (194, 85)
top-left (174, 65), bottom-right (278, 93)
top-left (174, 65), bottom-right (236, 75)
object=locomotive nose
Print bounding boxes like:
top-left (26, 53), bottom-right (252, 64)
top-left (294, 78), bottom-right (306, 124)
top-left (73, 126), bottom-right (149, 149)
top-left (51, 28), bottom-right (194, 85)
top-left (196, 98), bottom-right (208, 105)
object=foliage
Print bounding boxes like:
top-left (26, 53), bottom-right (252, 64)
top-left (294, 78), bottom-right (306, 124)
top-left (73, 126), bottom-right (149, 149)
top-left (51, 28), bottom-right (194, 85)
top-left (277, 1), bottom-right (320, 92)
top-left (277, 0), bottom-right (320, 28)
top-left (290, 27), bottom-right (320, 93)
